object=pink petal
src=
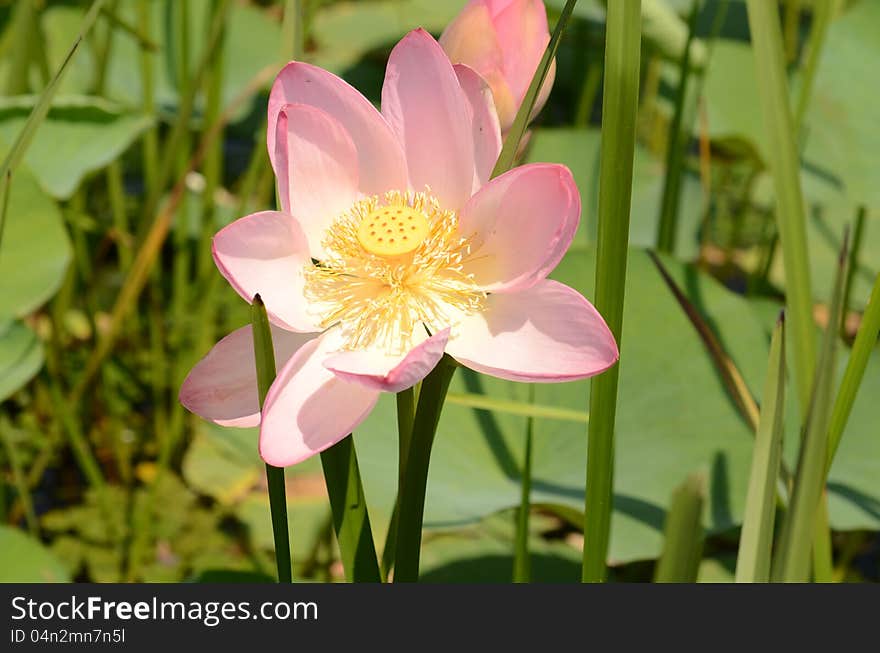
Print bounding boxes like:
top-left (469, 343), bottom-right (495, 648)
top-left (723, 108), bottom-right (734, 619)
top-left (382, 29), bottom-right (476, 211)
top-left (460, 163), bottom-right (580, 293)
top-left (323, 327), bottom-right (450, 393)
top-left (454, 64), bottom-right (503, 190)
top-left (447, 280), bottom-right (618, 382)
top-left (259, 332), bottom-right (380, 467)
top-left (491, 0), bottom-right (551, 102)
top-left (179, 325), bottom-right (315, 427)
top-left (212, 211), bottom-right (318, 332)
top-left (268, 62), bottom-right (407, 195)
top-left (274, 104), bottom-right (359, 259)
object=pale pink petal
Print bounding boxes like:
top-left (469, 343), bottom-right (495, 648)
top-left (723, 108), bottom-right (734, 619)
top-left (454, 64), bottom-right (503, 190)
top-left (179, 325), bottom-right (315, 427)
top-left (274, 104), bottom-right (359, 259)
top-left (268, 62), bottom-right (407, 194)
top-left (212, 211), bottom-right (319, 332)
top-left (447, 280), bottom-right (618, 382)
top-left (259, 332), bottom-right (380, 467)
top-left (382, 29), bottom-right (475, 211)
top-left (440, 3), bottom-right (504, 80)
top-left (491, 0), bottom-right (551, 102)
top-left (460, 163), bottom-right (580, 293)
top-left (324, 327), bottom-right (450, 393)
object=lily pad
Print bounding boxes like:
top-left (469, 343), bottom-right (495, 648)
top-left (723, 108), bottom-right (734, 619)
top-left (0, 96), bottom-right (153, 199)
top-left (803, 0), bottom-right (880, 208)
top-left (0, 165), bottom-right (70, 317)
top-left (526, 127), bottom-right (704, 260)
top-left (182, 423), bottom-right (263, 505)
top-left (0, 320), bottom-right (44, 402)
top-left (0, 526), bottom-right (70, 582)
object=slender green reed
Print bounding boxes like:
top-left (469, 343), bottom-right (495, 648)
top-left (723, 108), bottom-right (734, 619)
top-left (772, 237), bottom-right (847, 582)
top-left (735, 314), bottom-right (786, 583)
top-left (582, 0), bottom-right (641, 583)
top-left (655, 0), bottom-right (699, 254)
top-left (745, 0), bottom-right (815, 418)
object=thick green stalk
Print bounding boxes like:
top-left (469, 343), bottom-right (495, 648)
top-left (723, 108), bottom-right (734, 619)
top-left (252, 295), bottom-right (292, 583)
top-left (320, 439), bottom-right (381, 582)
top-left (745, 0), bottom-right (815, 418)
top-left (582, 0), bottom-right (641, 584)
top-left (654, 472), bottom-right (706, 583)
top-left (513, 385), bottom-right (535, 583)
top-left (735, 314), bottom-right (786, 583)
top-left (138, 0), bottom-right (159, 200)
top-left (772, 239), bottom-right (847, 582)
top-left (393, 357), bottom-right (457, 582)
top-left (655, 0), bottom-right (698, 254)
top-left (382, 387), bottom-right (416, 578)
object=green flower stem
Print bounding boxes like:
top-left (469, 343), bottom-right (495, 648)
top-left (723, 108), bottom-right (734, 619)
top-left (746, 0), bottom-right (816, 418)
top-left (320, 438), bottom-right (381, 582)
top-left (252, 295), bottom-right (292, 583)
top-left (581, 0), bottom-right (641, 584)
top-left (513, 385), bottom-right (535, 583)
top-left (382, 387), bottom-right (417, 578)
top-left (393, 356), bottom-right (457, 582)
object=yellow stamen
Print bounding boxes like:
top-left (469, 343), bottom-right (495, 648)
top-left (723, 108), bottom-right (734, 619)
top-left (304, 190), bottom-right (485, 355)
top-left (356, 204), bottom-right (430, 257)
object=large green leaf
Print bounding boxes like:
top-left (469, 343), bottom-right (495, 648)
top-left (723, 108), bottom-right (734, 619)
top-left (182, 423), bottom-right (263, 505)
top-left (803, 0), bottom-right (880, 208)
top-left (0, 97), bottom-right (152, 199)
top-left (0, 320), bottom-right (44, 402)
top-left (0, 165), bottom-right (69, 318)
top-left (526, 127), bottom-right (704, 259)
top-left (0, 525), bottom-right (69, 582)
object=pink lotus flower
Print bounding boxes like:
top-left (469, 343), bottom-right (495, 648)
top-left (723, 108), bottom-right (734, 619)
top-left (180, 29), bottom-right (617, 467)
top-left (440, 0), bottom-right (556, 133)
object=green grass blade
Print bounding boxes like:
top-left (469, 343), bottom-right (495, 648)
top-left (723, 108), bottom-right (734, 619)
top-left (826, 270), bottom-right (880, 472)
top-left (745, 0), bottom-right (815, 418)
top-left (251, 295), bottom-right (292, 583)
top-left (772, 237), bottom-right (848, 582)
top-left (0, 0), bottom-right (106, 180)
top-left (0, 171), bottom-right (10, 254)
top-left (793, 0), bottom-right (833, 132)
top-left (735, 313), bottom-right (786, 583)
top-left (394, 356), bottom-right (457, 582)
top-left (654, 472), bottom-right (706, 583)
top-left (582, 0), bottom-right (641, 583)
top-left (491, 0), bottom-right (579, 177)
top-left (655, 0), bottom-right (698, 254)
top-left (320, 438), bottom-right (382, 582)
top-left (513, 385), bottom-right (535, 583)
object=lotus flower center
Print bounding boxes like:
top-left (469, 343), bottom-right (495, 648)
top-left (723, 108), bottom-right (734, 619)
top-left (356, 205), bottom-right (430, 257)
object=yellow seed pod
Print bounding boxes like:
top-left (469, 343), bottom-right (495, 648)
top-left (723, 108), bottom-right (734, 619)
top-left (356, 204), bottom-right (430, 257)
